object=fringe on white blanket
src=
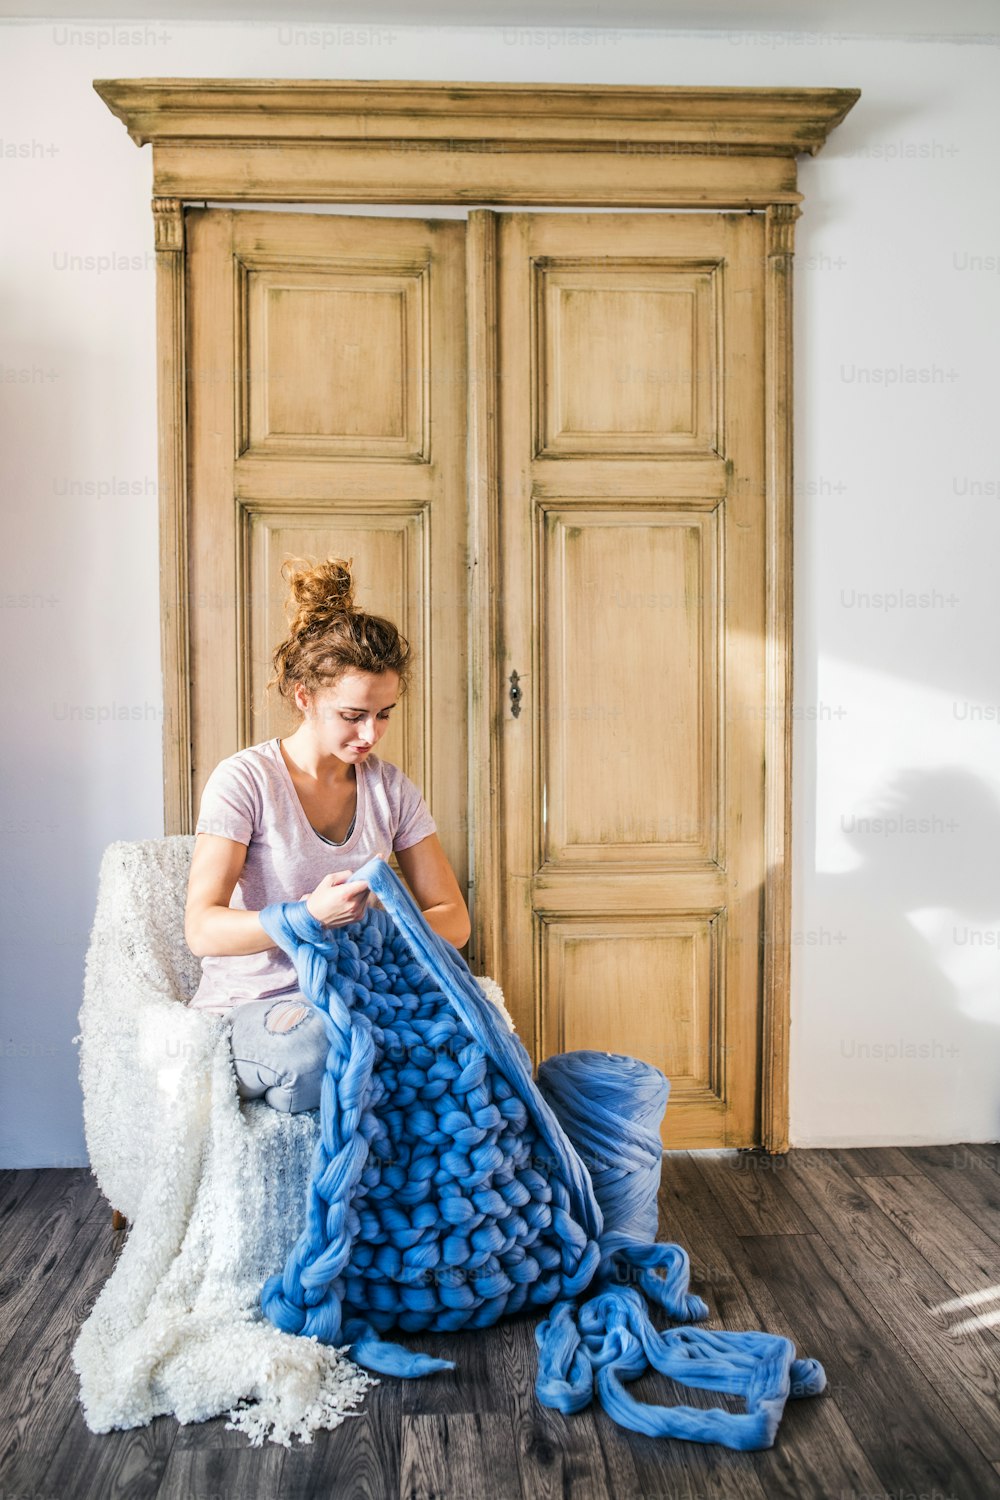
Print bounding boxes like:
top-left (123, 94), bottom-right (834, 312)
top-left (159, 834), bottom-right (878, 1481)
top-left (71, 837), bottom-right (514, 1446)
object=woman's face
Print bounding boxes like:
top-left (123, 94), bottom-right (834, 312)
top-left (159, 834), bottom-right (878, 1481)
top-left (296, 670), bottom-right (400, 764)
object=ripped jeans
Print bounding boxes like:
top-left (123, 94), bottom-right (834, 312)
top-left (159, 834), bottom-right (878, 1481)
top-left (229, 994), bottom-right (329, 1114)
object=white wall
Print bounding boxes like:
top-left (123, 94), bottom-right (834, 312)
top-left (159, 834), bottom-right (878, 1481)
top-left (1, 19), bottom-right (997, 1166)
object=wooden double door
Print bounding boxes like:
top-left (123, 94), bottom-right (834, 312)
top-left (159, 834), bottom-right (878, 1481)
top-left (185, 205), bottom-right (769, 1147)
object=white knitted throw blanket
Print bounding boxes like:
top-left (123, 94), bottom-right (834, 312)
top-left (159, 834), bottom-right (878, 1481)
top-left (71, 836), bottom-right (512, 1446)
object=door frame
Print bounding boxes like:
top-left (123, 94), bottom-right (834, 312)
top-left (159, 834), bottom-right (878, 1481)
top-left (95, 77), bottom-right (860, 1152)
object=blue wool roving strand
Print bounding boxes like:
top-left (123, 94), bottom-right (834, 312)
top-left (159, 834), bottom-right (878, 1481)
top-left (257, 855), bottom-right (826, 1450)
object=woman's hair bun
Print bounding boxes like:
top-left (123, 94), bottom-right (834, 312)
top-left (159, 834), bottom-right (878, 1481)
top-left (268, 552), bottom-right (412, 708)
top-left (281, 556), bottom-right (356, 639)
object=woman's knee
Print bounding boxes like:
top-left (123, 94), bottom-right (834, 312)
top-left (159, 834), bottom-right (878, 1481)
top-left (264, 998), bottom-right (312, 1034)
top-left (230, 995), bottom-right (329, 1113)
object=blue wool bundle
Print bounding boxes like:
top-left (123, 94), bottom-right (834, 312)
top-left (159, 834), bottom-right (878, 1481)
top-left (537, 1051), bottom-right (668, 1243)
top-left (258, 855), bottom-right (826, 1449)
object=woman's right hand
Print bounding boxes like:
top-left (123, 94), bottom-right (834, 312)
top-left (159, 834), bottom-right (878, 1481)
top-left (305, 870), bottom-right (371, 928)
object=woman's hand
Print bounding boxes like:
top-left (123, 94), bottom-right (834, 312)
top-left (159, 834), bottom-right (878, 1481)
top-left (305, 870), bottom-right (370, 928)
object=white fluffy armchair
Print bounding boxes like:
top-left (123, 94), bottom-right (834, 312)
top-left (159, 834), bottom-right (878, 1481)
top-left (79, 836), bottom-right (218, 1221)
top-left (72, 837), bottom-right (377, 1443)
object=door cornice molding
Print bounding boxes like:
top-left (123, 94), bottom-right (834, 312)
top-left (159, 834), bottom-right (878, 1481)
top-left (95, 78), bottom-right (859, 205)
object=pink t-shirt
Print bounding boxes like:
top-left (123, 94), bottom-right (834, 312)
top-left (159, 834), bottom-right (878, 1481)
top-left (188, 738), bottom-right (437, 1015)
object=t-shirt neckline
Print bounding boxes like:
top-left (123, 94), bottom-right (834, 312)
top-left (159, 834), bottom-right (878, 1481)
top-left (270, 737), bottom-right (366, 852)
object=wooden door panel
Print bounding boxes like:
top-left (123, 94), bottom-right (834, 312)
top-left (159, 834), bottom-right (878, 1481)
top-left (536, 260), bottom-right (721, 455)
top-left (494, 210), bottom-right (765, 1147)
top-left (242, 265), bottom-right (428, 458)
top-left (541, 506), bottom-right (719, 865)
top-left (539, 913), bottom-right (726, 1127)
top-left (186, 208), bottom-right (468, 895)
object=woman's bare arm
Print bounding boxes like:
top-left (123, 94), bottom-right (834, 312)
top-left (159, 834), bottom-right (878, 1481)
top-left (184, 833), bottom-right (278, 958)
top-left (394, 833), bottom-right (471, 949)
top-left (184, 833), bottom-right (372, 958)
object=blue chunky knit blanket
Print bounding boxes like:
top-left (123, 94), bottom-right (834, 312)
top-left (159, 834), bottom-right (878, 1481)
top-left (258, 855), bottom-right (825, 1450)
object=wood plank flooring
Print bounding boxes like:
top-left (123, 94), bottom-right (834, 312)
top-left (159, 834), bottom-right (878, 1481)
top-left (1, 1146), bottom-right (997, 1500)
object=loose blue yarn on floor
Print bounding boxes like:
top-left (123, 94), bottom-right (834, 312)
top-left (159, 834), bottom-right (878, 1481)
top-left (258, 855), bottom-right (826, 1450)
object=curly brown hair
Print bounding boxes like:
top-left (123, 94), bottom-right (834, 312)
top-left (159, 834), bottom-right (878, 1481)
top-left (268, 556), bottom-right (412, 711)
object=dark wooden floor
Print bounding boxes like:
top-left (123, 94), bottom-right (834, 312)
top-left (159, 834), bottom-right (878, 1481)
top-left (2, 1144), bottom-right (999, 1499)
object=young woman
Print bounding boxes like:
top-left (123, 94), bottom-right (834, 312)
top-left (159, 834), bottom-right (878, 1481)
top-left (184, 556), bottom-right (471, 1114)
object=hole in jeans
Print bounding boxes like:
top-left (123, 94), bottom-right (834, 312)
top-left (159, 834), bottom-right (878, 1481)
top-left (265, 1000), bottom-right (310, 1034)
